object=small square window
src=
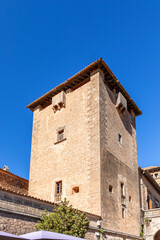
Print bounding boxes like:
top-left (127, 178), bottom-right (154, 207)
top-left (118, 134), bottom-right (122, 144)
top-left (55, 126), bottom-right (66, 144)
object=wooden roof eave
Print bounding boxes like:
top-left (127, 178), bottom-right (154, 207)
top-left (101, 64), bottom-right (141, 116)
top-left (139, 167), bottom-right (160, 195)
top-left (27, 58), bottom-right (142, 116)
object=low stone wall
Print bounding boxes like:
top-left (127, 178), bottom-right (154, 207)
top-left (0, 211), bottom-right (37, 235)
top-left (0, 189), bottom-right (53, 218)
top-left (0, 188), bottom-right (55, 234)
top-left (0, 188), bottom-right (100, 238)
top-left (144, 208), bottom-right (160, 240)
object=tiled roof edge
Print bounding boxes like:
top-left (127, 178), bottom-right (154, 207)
top-left (0, 168), bottom-right (29, 182)
top-left (139, 167), bottom-right (160, 194)
top-left (27, 58), bottom-right (142, 116)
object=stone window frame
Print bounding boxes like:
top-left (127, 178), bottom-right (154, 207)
top-left (54, 126), bottom-right (67, 144)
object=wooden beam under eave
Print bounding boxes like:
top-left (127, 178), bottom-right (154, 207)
top-left (77, 76), bottom-right (85, 80)
top-left (83, 73), bottom-right (90, 78)
top-left (106, 79), bottom-right (115, 83)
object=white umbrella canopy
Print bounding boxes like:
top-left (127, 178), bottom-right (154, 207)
top-left (0, 231), bottom-right (26, 240)
top-left (0, 230), bottom-right (86, 240)
top-left (20, 230), bottom-right (86, 240)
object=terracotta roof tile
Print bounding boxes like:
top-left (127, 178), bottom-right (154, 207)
top-left (0, 168), bottom-right (28, 182)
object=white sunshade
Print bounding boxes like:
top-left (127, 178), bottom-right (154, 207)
top-left (0, 231), bottom-right (26, 240)
top-left (20, 230), bottom-right (86, 240)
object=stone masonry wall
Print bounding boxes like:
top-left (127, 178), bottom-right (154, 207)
top-left (0, 188), bottom-right (101, 238)
top-left (28, 67), bottom-right (141, 237)
top-left (0, 208), bottom-right (139, 240)
top-left (0, 211), bottom-right (37, 235)
top-left (29, 73), bottom-right (101, 215)
top-left (0, 188), bottom-right (54, 234)
top-left (0, 169), bottom-right (28, 195)
top-left (99, 75), bottom-right (140, 236)
top-left (144, 209), bottom-right (160, 240)
top-left (0, 189), bottom-right (53, 217)
top-left (140, 175), bottom-right (160, 210)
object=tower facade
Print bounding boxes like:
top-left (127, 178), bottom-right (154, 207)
top-left (28, 59), bottom-right (142, 236)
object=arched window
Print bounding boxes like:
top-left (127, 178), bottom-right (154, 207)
top-left (154, 230), bottom-right (160, 240)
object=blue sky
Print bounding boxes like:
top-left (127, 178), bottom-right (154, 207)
top-left (0, 0), bottom-right (160, 179)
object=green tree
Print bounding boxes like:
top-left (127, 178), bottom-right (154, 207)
top-left (36, 199), bottom-right (90, 238)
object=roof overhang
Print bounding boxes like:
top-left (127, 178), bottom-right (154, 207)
top-left (139, 167), bottom-right (160, 194)
top-left (143, 166), bottom-right (160, 172)
top-left (27, 58), bottom-right (142, 116)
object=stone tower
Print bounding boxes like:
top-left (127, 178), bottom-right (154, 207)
top-left (28, 58), bottom-right (142, 236)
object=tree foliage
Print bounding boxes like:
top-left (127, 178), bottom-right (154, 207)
top-left (36, 199), bottom-right (90, 238)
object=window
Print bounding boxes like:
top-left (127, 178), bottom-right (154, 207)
top-left (56, 181), bottom-right (62, 194)
top-left (122, 208), bottom-right (125, 219)
top-left (55, 181), bottom-right (62, 202)
top-left (129, 196), bottom-right (132, 202)
top-left (147, 191), bottom-right (152, 210)
top-left (118, 134), bottom-right (122, 144)
top-left (58, 129), bottom-right (64, 141)
top-left (109, 185), bottom-right (113, 193)
top-left (55, 126), bottom-right (66, 144)
top-left (121, 183), bottom-right (125, 205)
top-left (155, 173), bottom-right (159, 178)
top-left (121, 183), bottom-right (124, 196)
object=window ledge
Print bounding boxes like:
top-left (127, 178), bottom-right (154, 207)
top-left (54, 138), bottom-right (67, 145)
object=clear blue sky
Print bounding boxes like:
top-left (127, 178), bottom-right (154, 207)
top-left (0, 0), bottom-right (160, 179)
